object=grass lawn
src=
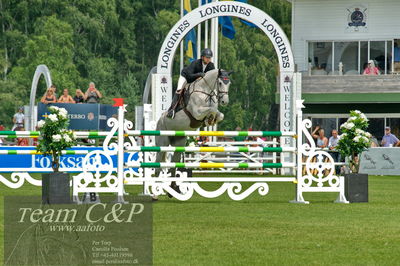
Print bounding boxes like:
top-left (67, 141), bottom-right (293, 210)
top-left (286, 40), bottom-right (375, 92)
top-left (0, 174), bottom-right (399, 265)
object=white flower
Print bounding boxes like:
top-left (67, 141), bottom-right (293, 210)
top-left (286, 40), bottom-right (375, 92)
top-left (360, 113), bottom-right (368, 121)
top-left (346, 122), bottom-right (355, 129)
top-left (72, 132), bottom-right (77, 140)
top-left (189, 142), bottom-right (195, 147)
top-left (49, 106), bottom-right (59, 111)
top-left (48, 114), bottom-right (58, 122)
top-left (348, 116), bottom-right (357, 122)
top-left (340, 133), bottom-right (347, 138)
top-left (353, 136), bottom-right (361, 142)
top-left (37, 120), bottom-right (45, 128)
top-left (362, 136), bottom-right (369, 142)
top-left (63, 134), bottom-right (72, 143)
top-left (356, 129), bottom-right (365, 135)
top-left (365, 132), bottom-right (372, 138)
top-left (354, 110), bottom-right (361, 114)
top-left (52, 134), bottom-right (61, 142)
top-left (341, 122), bottom-right (354, 130)
top-left (58, 108), bottom-right (68, 118)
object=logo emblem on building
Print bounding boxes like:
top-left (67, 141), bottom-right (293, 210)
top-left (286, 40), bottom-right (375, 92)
top-left (346, 6), bottom-right (368, 32)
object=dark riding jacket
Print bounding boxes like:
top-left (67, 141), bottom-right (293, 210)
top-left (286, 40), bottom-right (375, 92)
top-left (181, 59), bottom-right (215, 83)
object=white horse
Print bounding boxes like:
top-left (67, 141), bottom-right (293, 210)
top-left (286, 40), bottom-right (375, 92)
top-left (155, 69), bottom-right (232, 196)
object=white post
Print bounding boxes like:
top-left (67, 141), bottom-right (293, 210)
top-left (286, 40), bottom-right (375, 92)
top-left (211, 0), bottom-right (219, 142)
top-left (205, 21), bottom-right (208, 48)
top-left (180, 0), bottom-right (184, 71)
top-left (117, 104), bottom-right (126, 203)
top-left (197, 0), bottom-right (201, 59)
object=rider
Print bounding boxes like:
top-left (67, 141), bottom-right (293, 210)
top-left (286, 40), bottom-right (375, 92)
top-left (167, 48), bottom-right (215, 118)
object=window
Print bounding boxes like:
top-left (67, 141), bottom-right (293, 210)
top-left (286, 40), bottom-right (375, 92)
top-left (334, 42), bottom-right (359, 75)
top-left (368, 118), bottom-right (385, 141)
top-left (308, 40), bottom-right (394, 75)
top-left (370, 41), bottom-right (385, 74)
top-left (386, 118), bottom-right (400, 137)
top-left (308, 42), bottom-right (332, 75)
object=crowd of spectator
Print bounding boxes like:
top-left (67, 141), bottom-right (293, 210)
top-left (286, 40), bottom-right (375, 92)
top-left (0, 82), bottom-right (103, 147)
top-left (40, 82), bottom-right (102, 104)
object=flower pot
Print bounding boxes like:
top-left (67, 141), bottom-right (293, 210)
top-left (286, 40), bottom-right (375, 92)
top-left (42, 172), bottom-right (71, 204)
top-left (344, 173), bottom-right (368, 203)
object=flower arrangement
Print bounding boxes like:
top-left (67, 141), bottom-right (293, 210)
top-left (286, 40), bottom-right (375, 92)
top-left (36, 106), bottom-right (77, 172)
top-left (337, 110), bottom-right (372, 173)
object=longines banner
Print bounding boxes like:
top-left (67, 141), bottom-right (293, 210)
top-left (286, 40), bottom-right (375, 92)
top-left (154, 1), bottom-right (295, 130)
top-left (38, 103), bottom-right (117, 131)
top-left (156, 1), bottom-right (294, 74)
top-left (359, 148), bottom-right (400, 175)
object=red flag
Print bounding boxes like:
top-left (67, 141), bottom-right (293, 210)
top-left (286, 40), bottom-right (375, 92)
top-left (113, 98), bottom-right (124, 107)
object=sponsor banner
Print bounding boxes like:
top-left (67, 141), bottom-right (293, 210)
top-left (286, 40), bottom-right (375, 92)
top-left (4, 196), bottom-right (153, 265)
top-left (359, 147), bottom-right (400, 175)
top-left (38, 103), bottom-right (117, 131)
top-left (0, 147), bottom-right (139, 173)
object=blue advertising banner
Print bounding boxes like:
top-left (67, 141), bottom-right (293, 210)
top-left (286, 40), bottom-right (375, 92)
top-left (37, 103), bottom-right (117, 131)
top-left (0, 147), bottom-right (139, 173)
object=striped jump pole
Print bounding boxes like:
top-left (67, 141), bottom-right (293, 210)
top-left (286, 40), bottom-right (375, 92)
top-left (125, 130), bottom-right (296, 137)
top-left (127, 146), bottom-right (296, 153)
top-left (126, 162), bottom-right (296, 169)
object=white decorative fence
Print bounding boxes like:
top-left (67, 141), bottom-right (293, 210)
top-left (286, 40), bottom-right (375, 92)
top-left (0, 100), bottom-right (349, 204)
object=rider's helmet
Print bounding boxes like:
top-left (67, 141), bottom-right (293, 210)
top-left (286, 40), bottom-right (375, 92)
top-left (201, 48), bottom-right (213, 58)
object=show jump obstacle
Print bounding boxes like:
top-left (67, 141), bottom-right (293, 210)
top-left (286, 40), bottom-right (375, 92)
top-left (0, 100), bottom-right (348, 203)
top-left (71, 100), bottom-right (348, 204)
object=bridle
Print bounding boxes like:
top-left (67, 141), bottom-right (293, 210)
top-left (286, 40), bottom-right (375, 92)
top-left (190, 74), bottom-right (230, 104)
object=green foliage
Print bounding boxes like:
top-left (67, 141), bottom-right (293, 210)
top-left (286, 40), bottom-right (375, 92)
top-left (0, 0), bottom-right (291, 131)
top-left (36, 106), bottom-right (77, 172)
top-left (337, 110), bottom-right (372, 172)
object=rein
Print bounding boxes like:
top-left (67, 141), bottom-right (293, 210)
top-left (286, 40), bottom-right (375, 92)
top-left (190, 75), bottom-right (229, 104)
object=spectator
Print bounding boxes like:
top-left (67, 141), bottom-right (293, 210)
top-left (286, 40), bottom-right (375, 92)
top-left (73, 89), bottom-right (85, 103)
top-left (328, 129), bottom-right (340, 173)
top-left (15, 127), bottom-right (28, 146)
top-left (58, 88), bottom-right (75, 103)
top-left (363, 60), bottom-right (380, 75)
top-left (381, 127), bottom-right (400, 147)
top-left (85, 82), bottom-right (102, 103)
top-left (312, 125), bottom-right (328, 148)
top-left (12, 107), bottom-right (25, 131)
top-left (40, 88), bottom-right (57, 104)
top-left (50, 84), bottom-right (58, 99)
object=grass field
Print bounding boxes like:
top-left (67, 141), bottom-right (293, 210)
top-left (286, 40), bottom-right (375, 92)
top-left (1, 174), bottom-right (399, 265)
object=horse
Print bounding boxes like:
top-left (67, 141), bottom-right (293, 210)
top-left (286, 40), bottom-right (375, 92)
top-left (155, 69), bottom-right (233, 195)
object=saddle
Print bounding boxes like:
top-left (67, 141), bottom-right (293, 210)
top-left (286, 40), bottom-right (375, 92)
top-left (175, 83), bottom-right (206, 128)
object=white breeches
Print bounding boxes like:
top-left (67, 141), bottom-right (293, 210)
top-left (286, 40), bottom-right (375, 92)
top-left (176, 76), bottom-right (187, 93)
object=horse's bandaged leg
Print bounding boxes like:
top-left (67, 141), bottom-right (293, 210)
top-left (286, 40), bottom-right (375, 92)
top-left (216, 112), bottom-right (224, 123)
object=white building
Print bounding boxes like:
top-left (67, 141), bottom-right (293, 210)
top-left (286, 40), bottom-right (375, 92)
top-left (286, 0), bottom-right (400, 140)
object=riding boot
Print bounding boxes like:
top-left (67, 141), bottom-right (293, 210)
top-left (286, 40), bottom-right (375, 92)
top-left (166, 92), bottom-right (180, 118)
